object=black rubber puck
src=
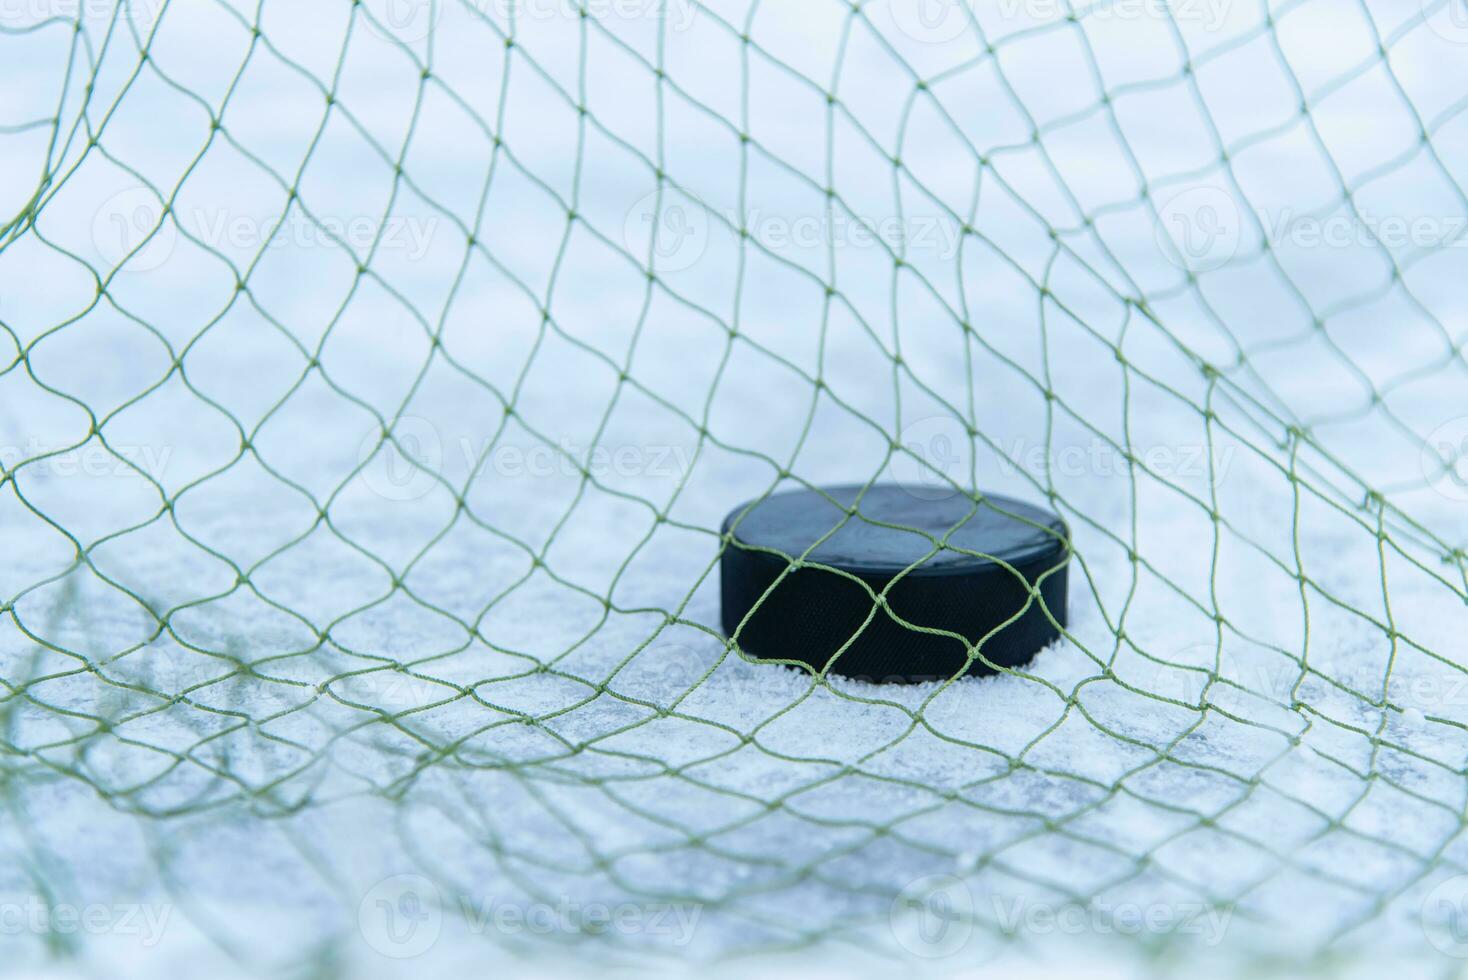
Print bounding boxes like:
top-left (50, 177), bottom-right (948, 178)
top-left (720, 484), bottom-right (1069, 683)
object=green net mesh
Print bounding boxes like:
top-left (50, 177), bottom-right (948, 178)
top-left (3, 0), bottom-right (1468, 972)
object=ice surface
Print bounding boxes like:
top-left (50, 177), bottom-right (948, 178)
top-left (2, 0), bottom-right (1468, 975)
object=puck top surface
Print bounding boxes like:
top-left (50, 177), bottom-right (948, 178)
top-left (723, 485), bottom-right (1067, 576)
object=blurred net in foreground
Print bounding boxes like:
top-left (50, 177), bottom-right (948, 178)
top-left (2, 0), bottom-right (1468, 973)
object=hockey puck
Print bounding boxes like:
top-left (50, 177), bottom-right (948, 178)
top-left (720, 484), bottom-right (1069, 682)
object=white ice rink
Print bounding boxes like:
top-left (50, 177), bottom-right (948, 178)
top-left (3, 0), bottom-right (1468, 974)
